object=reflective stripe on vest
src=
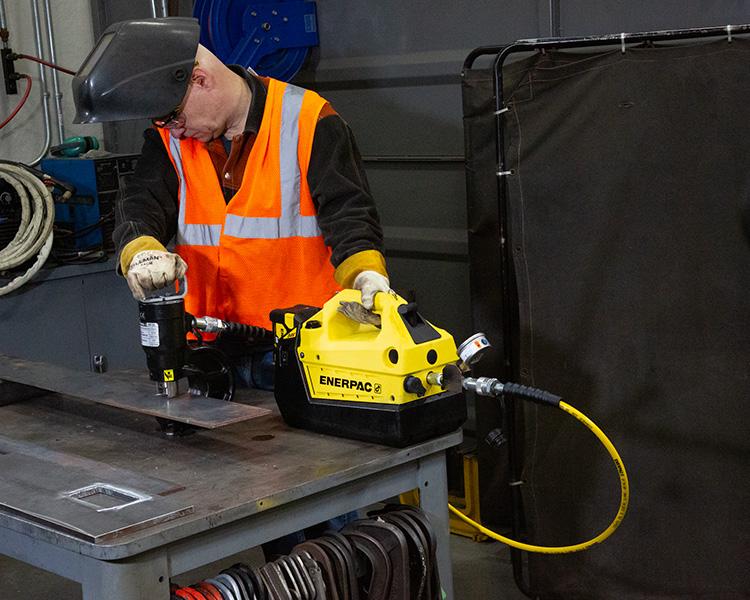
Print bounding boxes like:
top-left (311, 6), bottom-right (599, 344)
top-left (169, 84), bottom-right (322, 244)
top-left (169, 134), bottom-right (223, 246)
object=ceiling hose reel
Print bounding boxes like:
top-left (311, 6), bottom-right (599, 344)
top-left (448, 333), bottom-right (630, 554)
top-left (193, 0), bottom-right (320, 81)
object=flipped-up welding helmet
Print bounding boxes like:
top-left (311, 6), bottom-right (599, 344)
top-left (72, 17), bottom-right (200, 124)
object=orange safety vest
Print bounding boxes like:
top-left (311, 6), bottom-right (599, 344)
top-left (159, 78), bottom-right (339, 329)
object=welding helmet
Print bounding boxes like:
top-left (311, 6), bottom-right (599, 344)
top-left (72, 17), bottom-right (200, 124)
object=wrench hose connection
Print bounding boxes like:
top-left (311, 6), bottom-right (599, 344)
top-left (462, 377), bottom-right (562, 406)
top-left (193, 316), bottom-right (273, 342)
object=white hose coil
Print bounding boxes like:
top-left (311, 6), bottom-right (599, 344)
top-left (0, 162), bottom-right (55, 296)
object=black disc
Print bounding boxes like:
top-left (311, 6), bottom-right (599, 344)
top-left (184, 344), bottom-right (235, 402)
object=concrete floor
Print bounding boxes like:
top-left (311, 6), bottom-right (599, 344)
top-left (0, 534), bottom-right (528, 599)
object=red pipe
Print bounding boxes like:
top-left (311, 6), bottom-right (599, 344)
top-left (0, 74), bottom-right (32, 129)
top-left (16, 53), bottom-right (75, 75)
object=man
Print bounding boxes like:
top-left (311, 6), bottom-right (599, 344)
top-left (72, 17), bottom-right (386, 555)
top-left (72, 17), bottom-right (389, 347)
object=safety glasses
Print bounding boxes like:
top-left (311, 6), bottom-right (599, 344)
top-left (151, 81), bottom-right (192, 129)
top-left (151, 102), bottom-right (186, 129)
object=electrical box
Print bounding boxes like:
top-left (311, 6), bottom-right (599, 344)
top-left (40, 155), bottom-right (139, 251)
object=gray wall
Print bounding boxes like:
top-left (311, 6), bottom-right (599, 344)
top-left (0, 0), bottom-right (103, 163)
top-left (560, 1), bottom-right (750, 34)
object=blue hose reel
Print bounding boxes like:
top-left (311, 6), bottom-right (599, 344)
top-left (193, 0), bottom-right (319, 81)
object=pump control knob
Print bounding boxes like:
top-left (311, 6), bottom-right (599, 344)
top-left (403, 375), bottom-right (427, 397)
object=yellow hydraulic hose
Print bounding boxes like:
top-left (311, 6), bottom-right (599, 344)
top-left (448, 400), bottom-right (629, 554)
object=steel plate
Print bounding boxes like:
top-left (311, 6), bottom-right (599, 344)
top-left (0, 354), bottom-right (270, 428)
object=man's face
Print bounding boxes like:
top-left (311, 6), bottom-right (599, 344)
top-left (167, 87), bottom-right (225, 142)
top-left (153, 70), bottom-right (227, 142)
top-left (169, 86), bottom-right (226, 142)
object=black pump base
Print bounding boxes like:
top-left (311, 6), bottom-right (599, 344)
top-left (274, 340), bottom-right (467, 448)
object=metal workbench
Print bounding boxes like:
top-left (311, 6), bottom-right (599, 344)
top-left (0, 384), bottom-right (460, 599)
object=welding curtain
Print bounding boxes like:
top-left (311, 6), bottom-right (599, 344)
top-left (463, 38), bottom-right (750, 598)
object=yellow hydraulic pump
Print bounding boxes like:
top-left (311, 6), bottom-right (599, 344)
top-left (271, 289), bottom-right (467, 447)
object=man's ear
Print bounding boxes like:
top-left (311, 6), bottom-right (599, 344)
top-left (191, 67), bottom-right (210, 90)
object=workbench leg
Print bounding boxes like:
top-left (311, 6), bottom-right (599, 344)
top-left (80, 551), bottom-right (170, 600)
top-left (418, 451), bottom-right (455, 600)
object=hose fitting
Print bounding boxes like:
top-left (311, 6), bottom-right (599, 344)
top-left (462, 376), bottom-right (505, 397)
top-left (192, 315), bottom-right (274, 342)
top-left (462, 376), bottom-right (562, 406)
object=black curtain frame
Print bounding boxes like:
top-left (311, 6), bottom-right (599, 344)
top-left (462, 23), bottom-right (750, 599)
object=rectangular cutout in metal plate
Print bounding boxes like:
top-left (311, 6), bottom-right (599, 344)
top-left (65, 484), bottom-right (151, 512)
top-left (0, 450), bottom-right (193, 543)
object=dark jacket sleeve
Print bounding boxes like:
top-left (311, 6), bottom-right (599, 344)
top-left (113, 128), bottom-right (179, 258)
top-left (308, 115), bottom-right (385, 268)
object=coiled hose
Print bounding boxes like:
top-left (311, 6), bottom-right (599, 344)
top-left (0, 161), bottom-right (55, 296)
top-left (449, 394), bottom-right (629, 554)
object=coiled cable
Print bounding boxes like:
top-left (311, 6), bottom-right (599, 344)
top-left (449, 394), bottom-right (629, 553)
top-left (0, 161), bottom-right (55, 296)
